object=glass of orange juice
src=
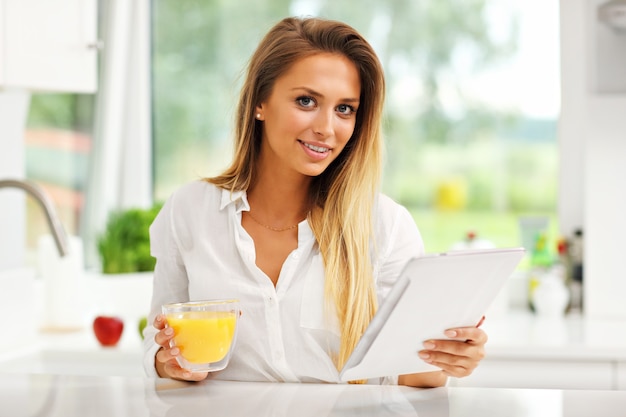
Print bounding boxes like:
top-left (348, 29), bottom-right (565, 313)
top-left (162, 299), bottom-right (240, 373)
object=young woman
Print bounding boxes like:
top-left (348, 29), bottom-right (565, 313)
top-left (143, 16), bottom-right (487, 387)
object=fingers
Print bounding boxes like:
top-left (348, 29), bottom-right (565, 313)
top-left (424, 354), bottom-right (474, 378)
top-left (154, 322), bottom-right (174, 349)
top-left (161, 355), bottom-right (209, 382)
top-left (418, 327), bottom-right (488, 378)
top-left (444, 326), bottom-right (488, 344)
top-left (153, 314), bottom-right (167, 331)
top-left (153, 315), bottom-right (209, 382)
top-left (418, 346), bottom-right (480, 378)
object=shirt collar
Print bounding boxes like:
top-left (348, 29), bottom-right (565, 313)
top-left (219, 188), bottom-right (248, 212)
top-left (220, 187), bottom-right (314, 241)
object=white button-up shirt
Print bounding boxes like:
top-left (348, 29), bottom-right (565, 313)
top-left (143, 180), bottom-right (424, 383)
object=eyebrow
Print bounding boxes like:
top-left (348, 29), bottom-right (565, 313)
top-left (292, 87), bottom-right (360, 103)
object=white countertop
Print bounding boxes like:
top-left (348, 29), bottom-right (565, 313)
top-left (481, 309), bottom-right (626, 362)
top-left (2, 306), bottom-right (626, 395)
top-left (2, 374), bottom-right (626, 417)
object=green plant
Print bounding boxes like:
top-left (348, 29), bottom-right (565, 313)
top-left (97, 203), bottom-right (162, 274)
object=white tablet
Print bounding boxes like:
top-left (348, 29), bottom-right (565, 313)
top-left (339, 247), bottom-right (525, 382)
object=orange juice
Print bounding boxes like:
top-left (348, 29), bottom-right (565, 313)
top-left (167, 311), bottom-right (237, 364)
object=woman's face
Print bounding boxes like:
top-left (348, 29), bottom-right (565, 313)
top-left (256, 53), bottom-right (361, 179)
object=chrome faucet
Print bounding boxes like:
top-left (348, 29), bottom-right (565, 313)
top-left (0, 178), bottom-right (68, 257)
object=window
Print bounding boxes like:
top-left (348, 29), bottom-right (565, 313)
top-left (24, 94), bottom-right (95, 264)
top-left (22, 1), bottom-right (151, 270)
top-left (24, 1), bottom-right (559, 268)
top-left (150, 0), bottom-right (560, 254)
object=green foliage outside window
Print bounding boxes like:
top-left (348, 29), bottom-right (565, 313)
top-left (152, 0), bottom-right (559, 252)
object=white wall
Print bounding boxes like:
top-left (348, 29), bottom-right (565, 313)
top-left (558, 2), bottom-right (586, 238)
top-left (586, 97), bottom-right (626, 318)
top-left (0, 90), bottom-right (30, 270)
top-left (560, 0), bottom-right (626, 318)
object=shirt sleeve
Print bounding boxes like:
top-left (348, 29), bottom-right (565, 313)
top-left (374, 196), bottom-right (425, 302)
top-left (142, 191), bottom-right (190, 377)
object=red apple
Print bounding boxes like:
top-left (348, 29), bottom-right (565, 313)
top-left (93, 316), bottom-right (124, 347)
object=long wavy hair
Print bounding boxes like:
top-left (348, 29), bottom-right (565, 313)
top-left (207, 16), bottom-right (386, 381)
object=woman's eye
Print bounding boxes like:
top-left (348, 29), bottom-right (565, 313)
top-left (337, 104), bottom-right (355, 116)
top-left (296, 96), bottom-right (316, 108)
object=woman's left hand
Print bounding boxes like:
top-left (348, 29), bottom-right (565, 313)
top-left (418, 325), bottom-right (488, 378)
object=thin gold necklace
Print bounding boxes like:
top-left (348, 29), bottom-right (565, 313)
top-left (247, 211), bottom-right (301, 232)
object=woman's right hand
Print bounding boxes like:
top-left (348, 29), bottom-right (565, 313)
top-left (153, 314), bottom-right (209, 381)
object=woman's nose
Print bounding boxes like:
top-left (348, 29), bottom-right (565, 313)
top-left (312, 109), bottom-right (334, 138)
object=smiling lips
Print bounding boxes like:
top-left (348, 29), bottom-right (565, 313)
top-left (299, 139), bottom-right (330, 154)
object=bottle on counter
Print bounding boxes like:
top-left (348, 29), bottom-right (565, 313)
top-left (556, 237), bottom-right (570, 277)
top-left (532, 267), bottom-right (570, 317)
top-left (527, 231), bottom-right (554, 312)
top-left (532, 237), bottom-right (570, 317)
top-left (568, 228), bottom-right (584, 314)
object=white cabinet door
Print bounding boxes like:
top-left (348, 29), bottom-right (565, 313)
top-left (0, 0), bottom-right (98, 92)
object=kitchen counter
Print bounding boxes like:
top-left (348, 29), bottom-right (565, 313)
top-left (0, 328), bottom-right (144, 377)
top-left (3, 307), bottom-right (626, 391)
top-left (2, 373), bottom-right (626, 417)
top-left (482, 310), bottom-right (626, 361)
top-left (18, 308), bottom-right (626, 362)
top-left (3, 266), bottom-right (626, 390)
top-left (457, 310), bottom-right (626, 390)
top-left (0, 271), bottom-right (147, 377)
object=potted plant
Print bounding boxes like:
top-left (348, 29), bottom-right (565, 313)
top-left (97, 203), bottom-right (162, 274)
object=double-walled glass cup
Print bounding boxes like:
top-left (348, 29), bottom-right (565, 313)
top-left (162, 299), bottom-right (240, 373)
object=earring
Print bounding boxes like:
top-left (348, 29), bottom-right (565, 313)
top-left (256, 113), bottom-right (262, 120)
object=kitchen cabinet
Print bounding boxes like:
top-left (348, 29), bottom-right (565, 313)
top-left (0, 0), bottom-right (98, 92)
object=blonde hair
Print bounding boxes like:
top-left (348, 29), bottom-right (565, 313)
top-left (207, 17), bottom-right (385, 381)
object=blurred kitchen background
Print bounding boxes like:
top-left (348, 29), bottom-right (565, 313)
top-left (1, 0), bottom-right (626, 321)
